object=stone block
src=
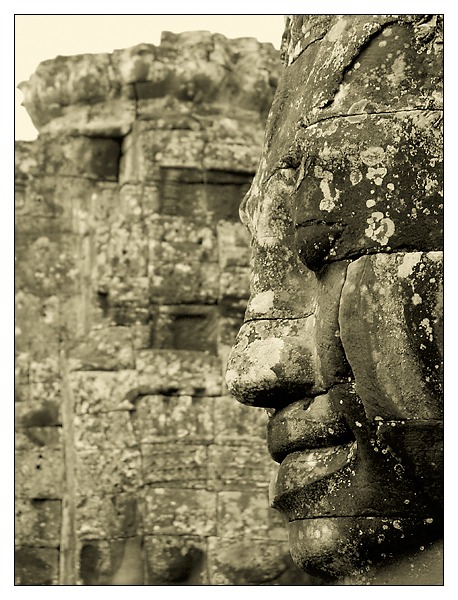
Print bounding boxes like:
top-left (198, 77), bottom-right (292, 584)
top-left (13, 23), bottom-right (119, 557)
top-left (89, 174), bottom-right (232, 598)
top-left (15, 351), bottom-right (30, 385)
top-left (40, 97), bottom-right (136, 137)
top-left (15, 431), bottom-right (64, 499)
top-left (202, 141), bottom-right (261, 172)
top-left (29, 356), bottom-right (60, 383)
top-left (144, 535), bottom-right (207, 585)
top-left (156, 168), bottom-right (252, 223)
top-left (76, 447), bottom-right (142, 495)
top-left (147, 216), bottom-right (220, 304)
top-left (33, 134), bottom-right (121, 181)
top-left (74, 411), bottom-right (137, 450)
top-left (15, 498), bottom-right (61, 547)
top-left (218, 316), bottom-right (246, 348)
top-left (141, 444), bottom-right (208, 488)
top-left (69, 369), bottom-right (139, 414)
top-left (214, 396), bottom-right (268, 442)
top-left (130, 324), bottom-right (152, 350)
top-left (18, 175), bottom-right (107, 239)
top-left (207, 444), bottom-right (275, 491)
top-left (95, 277), bottom-right (150, 326)
top-left (68, 326), bottom-right (135, 370)
top-left (216, 220), bottom-right (251, 270)
top-left (216, 490), bottom-right (287, 540)
top-left (76, 493), bottom-right (142, 540)
top-left (119, 123), bottom-right (206, 183)
top-left (15, 232), bottom-right (80, 299)
top-left (136, 349), bottom-right (222, 396)
top-left (15, 380), bottom-right (62, 427)
top-left (89, 181), bottom-right (119, 223)
top-left (132, 395), bottom-right (214, 444)
top-left (117, 182), bottom-right (161, 221)
top-left (14, 382), bottom-right (30, 404)
top-left (207, 537), bottom-right (301, 585)
top-left (77, 536), bottom-right (145, 585)
top-left (15, 292), bottom-right (61, 360)
top-left (218, 266), bottom-right (250, 302)
top-left (149, 259), bottom-right (220, 305)
top-left (152, 305), bottom-right (218, 354)
top-left (15, 426), bottom-right (61, 451)
top-left (15, 546), bottom-right (59, 585)
top-left (143, 488), bottom-right (217, 536)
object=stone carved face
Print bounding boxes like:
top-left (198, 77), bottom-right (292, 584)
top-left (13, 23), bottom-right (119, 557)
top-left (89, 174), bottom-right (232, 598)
top-left (226, 15), bottom-right (443, 581)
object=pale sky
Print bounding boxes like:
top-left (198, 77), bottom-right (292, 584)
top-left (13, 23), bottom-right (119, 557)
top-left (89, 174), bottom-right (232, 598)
top-left (15, 14), bottom-right (285, 140)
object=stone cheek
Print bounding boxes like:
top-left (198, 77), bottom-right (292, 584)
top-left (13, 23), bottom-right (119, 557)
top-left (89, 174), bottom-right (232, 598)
top-left (339, 252), bottom-right (443, 421)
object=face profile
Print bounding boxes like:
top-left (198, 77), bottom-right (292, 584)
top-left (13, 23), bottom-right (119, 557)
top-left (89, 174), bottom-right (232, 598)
top-left (226, 15), bottom-right (443, 583)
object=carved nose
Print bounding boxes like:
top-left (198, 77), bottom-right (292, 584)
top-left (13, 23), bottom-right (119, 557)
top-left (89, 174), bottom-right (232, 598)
top-left (225, 315), bottom-right (330, 409)
top-left (226, 245), bottom-right (351, 409)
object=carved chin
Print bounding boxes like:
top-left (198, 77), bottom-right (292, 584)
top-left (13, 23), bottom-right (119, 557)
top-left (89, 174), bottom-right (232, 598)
top-left (287, 516), bottom-right (442, 581)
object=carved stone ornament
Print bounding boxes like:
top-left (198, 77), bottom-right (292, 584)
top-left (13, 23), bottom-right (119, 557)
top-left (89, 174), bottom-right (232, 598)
top-left (226, 14), bottom-right (443, 584)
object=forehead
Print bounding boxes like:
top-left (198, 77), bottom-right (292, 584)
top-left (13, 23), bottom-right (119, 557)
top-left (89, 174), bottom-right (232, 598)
top-left (248, 15), bottom-right (443, 259)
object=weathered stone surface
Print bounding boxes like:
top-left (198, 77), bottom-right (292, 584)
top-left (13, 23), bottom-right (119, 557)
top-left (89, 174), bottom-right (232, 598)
top-left (76, 448), bottom-right (142, 495)
top-left (141, 444), bottom-right (208, 487)
top-left (152, 305), bottom-right (219, 354)
top-left (15, 499), bottom-right (62, 547)
top-left (136, 349), bottom-right (222, 396)
top-left (15, 28), bottom-right (289, 586)
top-left (144, 535), bottom-right (206, 585)
top-left (207, 537), bottom-right (316, 585)
top-left (68, 326), bottom-right (135, 371)
top-left (15, 546), bottom-right (59, 585)
top-left (76, 493), bottom-right (141, 540)
top-left (77, 536), bottom-right (144, 585)
top-left (214, 396), bottom-right (268, 445)
top-left (143, 488), bottom-right (217, 536)
top-left (19, 31), bottom-right (282, 133)
top-left (16, 396), bottom-right (61, 428)
top-left (340, 252), bottom-right (443, 420)
top-left (69, 370), bottom-right (139, 413)
top-left (15, 432), bottom-right (64, 499)
top-left (208, 444), bottom-right (275, 491)
top-left (132, 395), bottom-right (214, 444)
top-left (216, 490), bottom-right (286, 540)
top-left (74, 411), bottom-right (137, 450)
top-left (226, 13), bottom-right (443, 585)
top-left (32, 134), bottom-right (121, 181)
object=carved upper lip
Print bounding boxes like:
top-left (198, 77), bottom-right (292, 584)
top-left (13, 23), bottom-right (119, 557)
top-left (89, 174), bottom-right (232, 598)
top-left (266, 396), bottom-right (355, 463)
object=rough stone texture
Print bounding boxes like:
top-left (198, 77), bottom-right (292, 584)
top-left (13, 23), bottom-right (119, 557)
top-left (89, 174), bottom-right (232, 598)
top-left (15, 30), bottom-right (315, 585)
top-left (226, 15), bottom-right (443, 584)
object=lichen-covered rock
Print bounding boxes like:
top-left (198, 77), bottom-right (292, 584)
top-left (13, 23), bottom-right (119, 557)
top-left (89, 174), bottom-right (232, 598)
top-left (15, 28), bottom-right (301, 586)
top-left (15, 547), bottom-right (60, 585)
top-left (207, 537), bottom-right (316, 585)
top-left (225, 14), bottom-right (443, 584)
top-left (144, 535), bottom-right (206, 585)
top-left (18, 31), bottom-right (282, 133)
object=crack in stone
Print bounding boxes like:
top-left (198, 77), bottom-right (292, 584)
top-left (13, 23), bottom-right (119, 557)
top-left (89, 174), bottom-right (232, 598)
top-left (298, 108), bottom-right (444, 136)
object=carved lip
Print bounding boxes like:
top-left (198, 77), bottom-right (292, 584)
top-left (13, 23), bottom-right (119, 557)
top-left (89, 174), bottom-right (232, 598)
top-left (266, 397), bottom-right (354, 463)
top-left (269, 442), bottom-right (357, 508)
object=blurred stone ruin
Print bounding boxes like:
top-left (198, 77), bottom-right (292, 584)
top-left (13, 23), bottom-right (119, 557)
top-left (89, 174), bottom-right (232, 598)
top-left (14, 30), bottom-right (321, 585)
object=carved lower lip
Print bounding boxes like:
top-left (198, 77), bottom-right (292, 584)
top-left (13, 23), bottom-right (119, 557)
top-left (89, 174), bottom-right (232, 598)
top-left (269, 442), bottom-right (357, 508)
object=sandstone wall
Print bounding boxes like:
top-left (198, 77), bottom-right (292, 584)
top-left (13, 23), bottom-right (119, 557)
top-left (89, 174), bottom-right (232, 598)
top-left (15, 31), bottom-right (318, 585)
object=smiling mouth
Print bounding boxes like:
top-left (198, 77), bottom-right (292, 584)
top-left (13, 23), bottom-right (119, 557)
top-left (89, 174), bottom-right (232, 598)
top-left (266, 390), bottom-right (358, 518)
top-left (266, 393), bottom-right (355, 463)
